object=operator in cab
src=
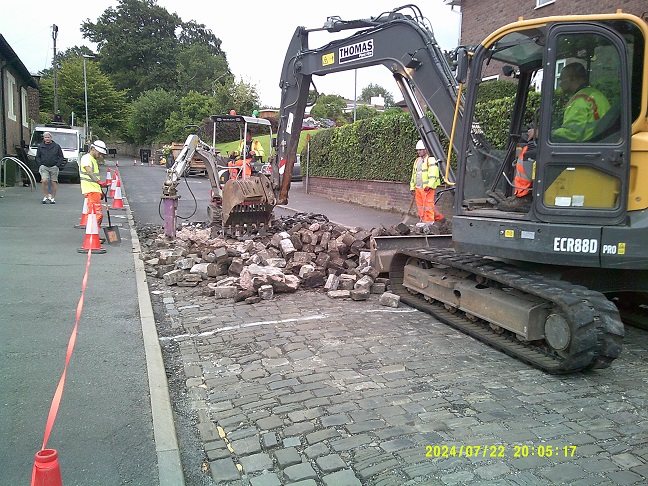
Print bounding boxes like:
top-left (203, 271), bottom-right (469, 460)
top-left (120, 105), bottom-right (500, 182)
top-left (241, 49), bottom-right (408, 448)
top-left (230, 130), bottom-right (265, 180)
top-left (499, 62), bottom-right (610, 212)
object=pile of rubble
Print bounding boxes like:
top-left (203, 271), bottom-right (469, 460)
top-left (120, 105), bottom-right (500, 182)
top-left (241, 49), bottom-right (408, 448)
top-left (139, 213), bottom-right (448, 307)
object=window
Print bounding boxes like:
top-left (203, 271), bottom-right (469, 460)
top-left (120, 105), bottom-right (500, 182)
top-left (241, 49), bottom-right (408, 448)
top-left (6, 72), bottom-right (16, 121)
top-left (21, 88), bottom-right (28, 127)
top-left (536, 0), bottom-right (555, 8)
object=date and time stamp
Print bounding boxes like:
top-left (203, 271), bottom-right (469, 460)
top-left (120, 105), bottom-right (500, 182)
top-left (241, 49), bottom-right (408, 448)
top-left (426, 444), bottom-right (577, 459)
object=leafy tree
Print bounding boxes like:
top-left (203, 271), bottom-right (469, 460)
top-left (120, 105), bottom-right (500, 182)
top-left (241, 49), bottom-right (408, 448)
top-left (359, 83), bottom-right (395, 108)
top-left (56, 58), bottom-right (128, 133)
top-left (310, 94), bottom-right (346, 120)
top-left (176, 45), bottom-right (230, 95)
top-left (128, 88), bottom-right (179, 143)
top-left (164, 91), bottom-right (218, 141)
top-left (81, 0), bottom-right (229, 100)
top-left (212, 78), bottom-right (260, 116)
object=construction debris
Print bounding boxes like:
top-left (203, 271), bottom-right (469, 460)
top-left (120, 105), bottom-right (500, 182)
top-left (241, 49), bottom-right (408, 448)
top-left (139, 213), bottom-right (451, 306)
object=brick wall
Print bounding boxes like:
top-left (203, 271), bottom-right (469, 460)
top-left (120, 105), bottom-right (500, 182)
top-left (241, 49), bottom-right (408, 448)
top-left (301, 177), bottom-right (455, 220)
top-left (461, 0), bottom-right (647, 76)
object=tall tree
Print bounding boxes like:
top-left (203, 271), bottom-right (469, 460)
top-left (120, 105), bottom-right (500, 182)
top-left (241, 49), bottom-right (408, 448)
top-left (359, 83), bottom-right (395, 108)
top-left (310, 94), bottom-right (347, 120)
top-left (129, 88), bottom-right (179, 143)
top-left (55, 58), bottom-right (129, 133)
top-left (81, 0), bottom-right (230, 101)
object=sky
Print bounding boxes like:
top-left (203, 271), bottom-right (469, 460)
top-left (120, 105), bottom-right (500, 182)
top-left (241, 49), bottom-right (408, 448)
top-left (0, 0), bottom-right (461, 108)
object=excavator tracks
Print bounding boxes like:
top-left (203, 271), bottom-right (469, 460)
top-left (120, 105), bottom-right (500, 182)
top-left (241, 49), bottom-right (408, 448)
top-left (389, 248), bottom-right (624, 374)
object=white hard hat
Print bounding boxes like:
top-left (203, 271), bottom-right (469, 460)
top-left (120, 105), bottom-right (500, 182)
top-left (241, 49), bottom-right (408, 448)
top-left (92, 140), bottom-right (108, 154)
top-left (416, 140), bottom-right (426, 150)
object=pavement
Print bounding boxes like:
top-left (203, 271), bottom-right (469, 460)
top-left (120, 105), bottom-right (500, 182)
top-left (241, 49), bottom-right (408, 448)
top-left (2, 161), bottom-right (648, 486)
top-left (0, 180), bottom-right (181, 485)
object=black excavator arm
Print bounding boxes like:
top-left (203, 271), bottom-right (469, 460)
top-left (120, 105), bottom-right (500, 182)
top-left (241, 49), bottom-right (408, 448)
top-left (273, 6), bottom-right (467, 204)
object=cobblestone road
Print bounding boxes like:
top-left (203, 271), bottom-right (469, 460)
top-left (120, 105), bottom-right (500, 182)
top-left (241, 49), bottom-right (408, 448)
top-left (150, 280), bottom-right (648, 486)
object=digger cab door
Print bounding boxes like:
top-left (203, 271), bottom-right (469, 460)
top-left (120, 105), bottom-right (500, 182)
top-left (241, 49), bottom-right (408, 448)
top-left (533, 23), bottom-right (631, 225)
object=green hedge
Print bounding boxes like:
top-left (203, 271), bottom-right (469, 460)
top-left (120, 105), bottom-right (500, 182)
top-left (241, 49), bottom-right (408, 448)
top-left (302, 81), bottom-right (540, 183)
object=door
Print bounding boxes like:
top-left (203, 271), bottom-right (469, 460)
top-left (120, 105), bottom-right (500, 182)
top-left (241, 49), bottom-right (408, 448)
top-left (534, 23), bottom-right (630, 225)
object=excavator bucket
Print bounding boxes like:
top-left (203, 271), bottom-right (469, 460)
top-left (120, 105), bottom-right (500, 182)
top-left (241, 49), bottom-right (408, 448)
top-left (221, 175), bottom-right (276, 231)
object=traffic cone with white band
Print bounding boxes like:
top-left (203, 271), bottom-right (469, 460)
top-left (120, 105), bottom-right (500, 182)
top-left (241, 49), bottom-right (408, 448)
top-left (111, 177), bottom-right (125, 209)
top-left (78, 202), bottom-right (106, 253)
top-left (109, 172), bottom-right (118, 198)
top-left (74, 198), bottom-right (89, 228)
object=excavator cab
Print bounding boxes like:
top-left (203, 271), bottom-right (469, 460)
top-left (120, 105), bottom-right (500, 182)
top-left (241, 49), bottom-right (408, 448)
top-left (452, 15), bottom-right (645, 270)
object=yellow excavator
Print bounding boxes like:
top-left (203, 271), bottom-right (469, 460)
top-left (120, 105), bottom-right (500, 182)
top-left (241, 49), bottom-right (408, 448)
top-left (270, 5), bottom-right (648, 373)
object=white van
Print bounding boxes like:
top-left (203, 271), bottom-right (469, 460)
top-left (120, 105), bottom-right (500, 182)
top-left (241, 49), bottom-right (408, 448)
top-left (27, 123), bottom-right (86, 183)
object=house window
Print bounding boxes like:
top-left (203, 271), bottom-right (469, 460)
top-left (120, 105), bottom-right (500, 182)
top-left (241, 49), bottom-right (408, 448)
top-left (21, 88), bottom-right (29, 127)
top-left (6, 72), bottom-right (16, 121)
top-left (536, 0), bottom-right (555, 8)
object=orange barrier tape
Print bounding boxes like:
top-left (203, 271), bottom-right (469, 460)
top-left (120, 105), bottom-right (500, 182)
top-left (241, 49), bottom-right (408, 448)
top-left (40, 249), bottom-right (93, 450)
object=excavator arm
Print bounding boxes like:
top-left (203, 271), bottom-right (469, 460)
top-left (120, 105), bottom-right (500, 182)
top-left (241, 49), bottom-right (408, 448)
top-left (274, 5), bottom-right (467, 204)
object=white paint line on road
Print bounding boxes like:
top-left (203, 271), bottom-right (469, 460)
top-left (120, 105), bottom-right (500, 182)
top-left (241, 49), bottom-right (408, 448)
top-left (159, 313), bottom-right (329, 343)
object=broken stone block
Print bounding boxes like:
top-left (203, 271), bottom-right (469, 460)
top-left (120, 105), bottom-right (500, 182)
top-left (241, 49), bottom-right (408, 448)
top-left (289, 234), bottom-right (303, 251)
top-left (359, 251), bottom-right (371, 268)
top-left (308, 222), bottom-right (320, 232)
top-left (214, 276), bottom-right (238, 287)
top-left (359, 265), bottom-right (380, 280)
top-left (327, 290), bottom-right (351, 299)
top-left (157, 264), bottom-right (175, 278)
top-left (272, 274), bottom-right (301, 293)
top-left (163, 269), bottom-right (185, 286)
top-left (207, 262), bottom-right (229, 277)
top-left (301, 271), bottom-right (325, 289)
top-left (350, 288), bottom-right (370, 301)
top-left (183, 273), bottom-right (203, 282)
top-left (258, 284), bottom-right (274, 300)
top-left (210, 286), bottom-right (238, 299)
top-left (379, 292), bottom-right (401, 308)
top-left (190, 262), bottom-right (210, 278)
top-left (324, 274), bottom-right (340, 291)
top-left (293, 251), bottom-right (314, 265)
top-left (265, 258), bottom-right (287, 268)
top-left (354, 275), bottom-right (374, 290)
top-left (175, 257), bottom-right (196, 270)
top-left (245, 296), bottom-right (262, 304)
top-left (339, 274), bottom-right (357, 291)
top-left (240, 264), bottom-right (286, 290)
top-left (315, 252), bottom-right (330, 269)
top-left (280, 238), bottom-right (296, 258)
top-left (299, 264), bottom-right (315, 279)
top-left (212, 246), bottom-right (228, 262)
top-left (228, 259), bottom-right (244, 276)
top-left (371, 282), bottom-right (387, 294)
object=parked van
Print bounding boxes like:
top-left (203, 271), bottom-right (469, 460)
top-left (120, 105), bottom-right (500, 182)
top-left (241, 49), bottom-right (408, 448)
top-left (27, 123), bottom-right (86, 183)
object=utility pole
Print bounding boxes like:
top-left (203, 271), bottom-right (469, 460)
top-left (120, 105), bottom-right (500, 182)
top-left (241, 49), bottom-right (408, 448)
top-left (52, 25), bottom-right (59, 114)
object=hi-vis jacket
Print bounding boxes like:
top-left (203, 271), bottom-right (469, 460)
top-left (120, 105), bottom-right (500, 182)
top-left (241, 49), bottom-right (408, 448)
top-left (79, 153), bottom-right (100, 194)
top-left (238, 139), bottom-right (265, 159)
top-left (410, 155), bottom-right (441, 191)
top-left (552, 87), bottom-right (610, 142)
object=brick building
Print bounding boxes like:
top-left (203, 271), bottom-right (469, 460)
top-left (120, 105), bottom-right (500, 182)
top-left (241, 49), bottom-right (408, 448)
top-left (450, 0), bottom-right (646, 50)
top-left (0, 34), bottom-right (39, 183)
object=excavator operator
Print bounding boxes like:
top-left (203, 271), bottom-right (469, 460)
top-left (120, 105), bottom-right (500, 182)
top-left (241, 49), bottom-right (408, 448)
top-left (229, 130), bottom-right (265, 180)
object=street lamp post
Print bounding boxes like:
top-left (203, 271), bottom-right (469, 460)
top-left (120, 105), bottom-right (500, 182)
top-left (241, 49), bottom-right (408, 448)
top-left (83, 54), bottom-right (95, 138)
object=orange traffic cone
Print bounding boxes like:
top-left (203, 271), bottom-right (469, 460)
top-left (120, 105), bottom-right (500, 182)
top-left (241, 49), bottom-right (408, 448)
top-left (74, 198), bottom-right (89, 228)
top-left (78, 203), bottom-right (106, 253)
top-left (115, 160), bottom-right (119, 167)
top-left (112, 177), bottom-right (125, 209)
top-left (31, 449), bottom-right (63, 486)
top-left (109, 172), bottom-right (118, 198)
top-left (106, 167), bottom-right (113, 185)
top-left (133, 157), bottom-right (137, 166)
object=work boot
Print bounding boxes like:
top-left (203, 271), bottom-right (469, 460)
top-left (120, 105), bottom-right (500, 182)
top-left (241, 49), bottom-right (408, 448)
top-left (497, 194), bottom-right (532, 213)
